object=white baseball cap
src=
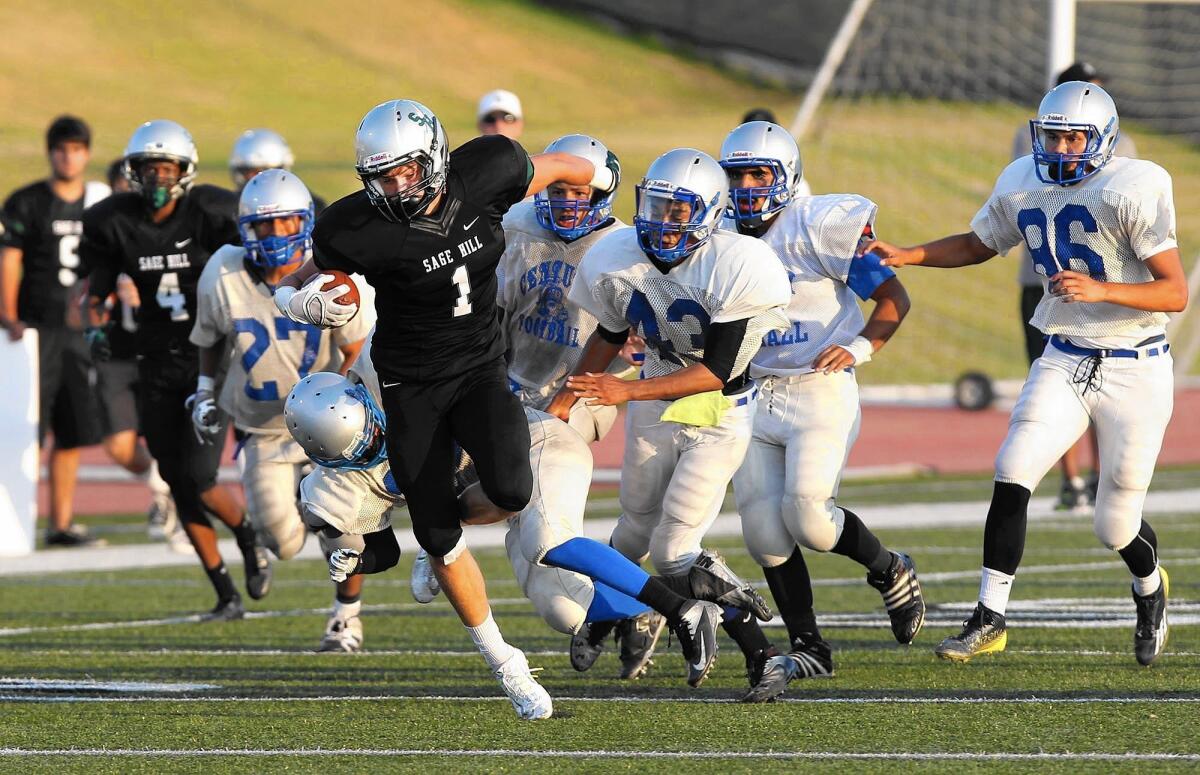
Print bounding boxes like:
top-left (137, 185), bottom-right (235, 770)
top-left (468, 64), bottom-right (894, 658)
top-left (477, 89), bottom-right (523, 120)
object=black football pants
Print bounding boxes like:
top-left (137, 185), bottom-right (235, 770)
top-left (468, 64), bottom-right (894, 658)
top-left (380, 358), bottom-right (533, 558)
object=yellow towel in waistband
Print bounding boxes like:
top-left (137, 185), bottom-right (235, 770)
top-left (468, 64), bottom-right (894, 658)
top-left (659, 390), bottom-right (733, 427)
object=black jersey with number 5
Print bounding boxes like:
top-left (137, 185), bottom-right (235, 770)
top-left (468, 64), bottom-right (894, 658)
top-left (81, 185), bottom-right (238, 356)
top-left (312, 135), bottom-right (533, 383)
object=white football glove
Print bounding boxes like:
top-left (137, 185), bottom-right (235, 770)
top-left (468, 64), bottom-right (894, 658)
top-left (275, 275), bottom-right (357, 328)
top-left (185, 389), bottom-right (221, 445)
top-left (328, 548), bottom-right (363, 582)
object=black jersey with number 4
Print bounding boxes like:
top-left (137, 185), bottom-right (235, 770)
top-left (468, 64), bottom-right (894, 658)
top-left (313, 135), bottom-right (532, 383)
top-left (81, 185), bottom-right (238, 356)
top-left (3, 181), bottom-right (99, 328)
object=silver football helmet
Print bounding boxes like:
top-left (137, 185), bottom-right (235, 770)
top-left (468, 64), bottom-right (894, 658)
top-left (229, 128), bottom-right (295, 188)
top-left (634, 148), bottom-right (728, 264)
top-left (534, 134), bottom-right (618, 241)
top-left (1030, 81), bottom-right (1120, 186)
top-left (238, 169), bottom-right (314, 268)
top-left (285, 372), bottom-right (387, 471)
top-left (121, 120), bottom-right (198, 209)
top-left (719, 121), bottom-right (803, 227)
top-left (355, 99), bottom-right (449, 221)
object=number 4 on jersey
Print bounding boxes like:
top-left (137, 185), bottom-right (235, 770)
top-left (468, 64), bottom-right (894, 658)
top-left (156, 272), bottom-right (189, 321)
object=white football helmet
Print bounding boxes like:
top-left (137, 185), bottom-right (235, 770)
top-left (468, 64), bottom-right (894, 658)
top-left (534, 134), bottom-right (618, 240)
top-left (634, 148), bottom-right (728, 264)
top-left (355, 99), bottom-right (449, 221)
top-left (719, 121), bottom-right (803, 227)
top-left (121, 120), bottom-right (198, 209)
top-left (237, 169), bottom-right (314, 268)
top-left (230, 128), bottom-right (295, 188)
top-left (1030, 81), bottom-right (1120, 186)
top-left (285, 372), bottom-right (387, 471)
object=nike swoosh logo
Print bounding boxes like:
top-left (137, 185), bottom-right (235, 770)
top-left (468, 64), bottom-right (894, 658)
top-left (462, 217), bottom-right (479, 231)
top-left (174, 238), bottom-right (192, 248)
top-left (381, 381), bottom-right (402, 388)
top-left (690, 639), bottom-right (707, 672)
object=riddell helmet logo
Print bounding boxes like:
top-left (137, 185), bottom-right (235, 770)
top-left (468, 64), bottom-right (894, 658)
top-left (365, 152), bottom-right (392, 165)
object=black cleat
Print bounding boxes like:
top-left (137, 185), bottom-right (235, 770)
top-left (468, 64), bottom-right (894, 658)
top-left (742, 633), bottom-right (833, 703)
top-left (44, 525), bottom-right (107, 548)
top-left (745, 645), bottom-right (781, 689)
top-left (670, 600), bottom-right (720, 688)
top-left (1133, 567), bottom-right (1169, 667)
top-left (569, 620), bottom-right (616, 673)
top-left (243, 545), bottom-right (273, 600)
top-left (616, 611), bottom-right (666, 679)
top-left (689, 550), bottom-right (772, 621)
top-left (1056, 479), bottom-right (1090, 513)
top-left (935, 602), bottom-right (1007, 662)
top-left (868, 551), bottom-right (926, 644)
top-left (203, 595), bottom-right (245, 622)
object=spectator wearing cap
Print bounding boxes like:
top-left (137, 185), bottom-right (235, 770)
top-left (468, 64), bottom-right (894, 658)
top-left (1011, 62), bottom-right (1137, 511)
top-left (477, 89), bottom-right (524, 140)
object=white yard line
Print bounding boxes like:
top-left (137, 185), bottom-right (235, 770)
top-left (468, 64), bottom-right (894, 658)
top-left (0, 748), bottom-right (1197, 761)
top-left (2, 694), bottom-right (1199, 705)
top-left (7, 488), bottom-right (1198, 577)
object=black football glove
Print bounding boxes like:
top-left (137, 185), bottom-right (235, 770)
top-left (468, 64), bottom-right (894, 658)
top-left (84, 325), bottom-right (112, 363)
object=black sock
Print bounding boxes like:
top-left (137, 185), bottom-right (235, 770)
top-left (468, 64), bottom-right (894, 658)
top-left (1118, 520), bottom-right (1159, 580)
top-left (832, 508), bottom-right (892, 576)
top-left (654, 573), bottom-right (692, 598)
top-left (764, 547), bottom-right (820, 642)
top-left (231, 516), bottom-right (256, 551)
top-left (205, 563), bottom-right (238, 603)
top-left (721, 609), bottom-right (772, 656)
top-left (635, 577), bottom-right (687, 621)
top-left (336, 589), bottom-right (361, 605)
top-left (982, 482), bottom-right (1031, 575)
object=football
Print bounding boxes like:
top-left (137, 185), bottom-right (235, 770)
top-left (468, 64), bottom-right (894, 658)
top-left (309, 269), bottom-right (360, 310)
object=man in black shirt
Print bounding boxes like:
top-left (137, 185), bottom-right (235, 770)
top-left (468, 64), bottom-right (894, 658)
top-left (82, 119), bottom-right (268, 619)
top-left (0, 116), bottom-right (109, 547)
top-left (275, 99), bottom-right (616, 718)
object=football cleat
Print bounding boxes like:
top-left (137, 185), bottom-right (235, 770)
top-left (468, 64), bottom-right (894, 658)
top-left (745, 645), bottom-right (781, 689)
top-left (742, 633), bottom-right (833, 703)
top-left (935, 603), bottom-right (1007, 662)
top-left (243, 545), bottom-right (273, 600)
top-left (1056, 478), bottom-right (1090, 513)
top-left (203, 595), bottom-right (245, 622)
top-left (494, 648), bottom-right (553, 720)
top-left (317, 615), bottom-right (364, 653)
top-left (867, 551), bottom-right (926, 644)
top-left (146, 495), bottom-right (176, 541)
top-left (670, 600), bottom-right (721, 688)
top-left (569, 620), bottom-right (616, 673)
top-left (1133, 567), bottom-right (1169, 666)
top-left (616, 611), bottom-right (666, 680)
top-left (410, 548), bottom-right (441, 604)
top-left (690, 550), bottom-right (772, 621)
top-left (44, 524), bottom-right (107, 548)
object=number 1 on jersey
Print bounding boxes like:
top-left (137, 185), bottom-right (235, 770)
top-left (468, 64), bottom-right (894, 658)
top-left (451, 265), bottom-right (472, 317)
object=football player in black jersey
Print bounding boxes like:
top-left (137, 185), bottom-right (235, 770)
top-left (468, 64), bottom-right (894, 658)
top-left (274, 99), bottom-right (616, 717)
top-left (0, 116), bottom-right (109, 547)
top-left (81, 119), bottom-right (269, 619)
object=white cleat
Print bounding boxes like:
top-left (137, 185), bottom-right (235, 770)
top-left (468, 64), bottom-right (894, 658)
top-left (410, 548), bottom-right (441, 604)
top-left (494, 649), bottom-right (553, 720)
top-left (317, 615), bottom-right (363, 653)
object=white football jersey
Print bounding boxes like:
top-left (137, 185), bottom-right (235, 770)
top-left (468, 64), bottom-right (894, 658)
top-left (973, 156), bottom-right (1175, 347)
top-left (496, 202), bottom-right (627, 404)
top-left (191, 246), bottom-right (375, 433)
top-left (569, 227), bottom-right (790, 381)
top-left (724, 194), bottom-right (882, 377)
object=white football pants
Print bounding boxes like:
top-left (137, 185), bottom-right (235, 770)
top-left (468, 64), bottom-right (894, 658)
top-left (734, 371), bottom-right (861, 567)
top-left (611, 397), bottom-right (756, 576)
top-left (996, 341), bottom-right (1174, 551)
top-left (239, 432), bottom-right (310, 560)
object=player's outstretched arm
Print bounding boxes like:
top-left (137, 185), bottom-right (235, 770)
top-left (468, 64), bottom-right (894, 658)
top-left (1051, 248), bottom-right (1188, 312)
top-left (861, 232), bottom-right (996, 269)
top-left (526, 151), bottom-right (618, 200)
top-left (570, 362), bottom-right (724, 406)
top-left (546, 327), bottom-right (625, 420)
top-left (814, 276), bottom-right (911, 374)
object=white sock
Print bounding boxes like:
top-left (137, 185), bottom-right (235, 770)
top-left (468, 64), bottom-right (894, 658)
top-left (1133, 566), bottom-right (1161, 598)
top-left (333, 598), bottom-right (361, 620)
top-left (979, 567), bottom-right (1016, 615)
top-left (1068, 475), bottom-right (1086, 491)
top-left (467, 611), bottom-right (515, 671)
top-left (145, 461), bottom-right (170, 496)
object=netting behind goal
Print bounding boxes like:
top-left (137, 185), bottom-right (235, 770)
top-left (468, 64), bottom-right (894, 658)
top-left (796, 0), bottom-right (1200, 384)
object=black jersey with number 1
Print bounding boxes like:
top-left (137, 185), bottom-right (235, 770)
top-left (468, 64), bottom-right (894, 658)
top-left (313, 135), bottom-right (533, 383)
top-left (81, 185), bottom-right (238, 356)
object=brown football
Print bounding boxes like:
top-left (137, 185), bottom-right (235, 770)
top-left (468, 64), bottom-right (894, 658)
top-left (309, 269), bottom-right (360, 309)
